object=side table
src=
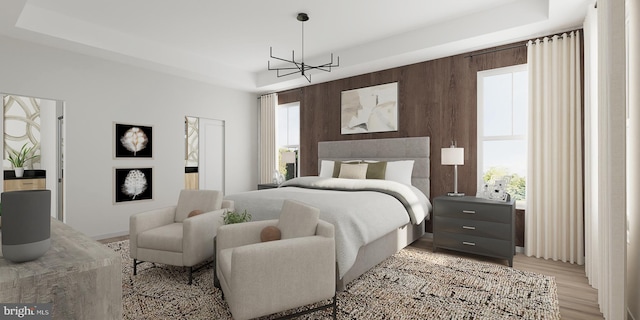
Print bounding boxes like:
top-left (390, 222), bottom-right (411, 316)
top-left (257, 183), bottom-right (279, 190)
top-left (433, 195), bottom-right (515, 267)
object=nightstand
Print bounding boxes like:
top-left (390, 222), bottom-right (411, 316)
top-left (257, 183), bottom-right (279, 190)
top-left (433, 196), bottom-right (515, 267)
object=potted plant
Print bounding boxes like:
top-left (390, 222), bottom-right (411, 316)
top-left (222, 210), bottom-right (252, 224)
top-left (8, 143), bottom-right (37, 178)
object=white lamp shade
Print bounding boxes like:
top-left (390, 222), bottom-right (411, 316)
top-left (441, 147), bottom-right (464, 165)
top-left (282, 151), bottom-right (296, 164)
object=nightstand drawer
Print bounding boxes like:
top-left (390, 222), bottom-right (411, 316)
top-left (435, 216), bottom-right (512, 241)
top-left (4, 178), bottom-right (46, 191)
top-left (434, 200), bottom-right (511, 224)
top-left (434, 232), bottom-right (512, 260)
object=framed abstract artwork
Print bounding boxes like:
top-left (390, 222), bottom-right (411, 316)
top-left (114, 167), bottom-right (153, 203)
top-left (114, 123), bottom-right (153, 158)
top-left (341, 82), bottom-right (398, 134)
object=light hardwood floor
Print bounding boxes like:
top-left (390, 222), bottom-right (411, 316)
top-left (101, 234), bottom-right (603, 319)
top-left (410, 236), bottom-right (604, 320)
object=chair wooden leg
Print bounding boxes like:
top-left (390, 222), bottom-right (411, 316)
top-left (188, 266), bottom-right (193, 285)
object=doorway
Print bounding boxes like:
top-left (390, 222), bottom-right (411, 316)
top-left (198, 118), bottom-right (225, 193)
top-left (1, 94), bottom-right (65, 221)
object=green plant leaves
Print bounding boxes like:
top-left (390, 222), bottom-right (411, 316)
top-left (222, 210), bottom-right (252, 224)
top-left (8, 143), bottom-right (38, 168)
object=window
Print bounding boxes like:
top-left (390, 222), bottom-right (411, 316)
top-left (477, 65), bottom-right (528, 207)
top-left (276, 102), bottom-right (300, 179)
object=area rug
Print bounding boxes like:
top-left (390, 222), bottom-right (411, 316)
top-left (107, 240), bottom-right (560, 319)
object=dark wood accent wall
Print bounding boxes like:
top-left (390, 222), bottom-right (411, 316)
top-left (282, 43), bottom-right (528, 200)
top-left (277, 88), bottom-right (302, 105)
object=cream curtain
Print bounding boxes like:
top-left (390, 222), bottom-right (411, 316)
top-left (583, 3), bottom-right (600, 290)
top-left (526, 31), bottom-right (584, 265)
top-left (592, 0), bottom-right (628, 318)
top-left (259, 93), bottom-right (277, 184)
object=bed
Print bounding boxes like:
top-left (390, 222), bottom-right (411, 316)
top-left (224, 136), bottom-right (431, 290)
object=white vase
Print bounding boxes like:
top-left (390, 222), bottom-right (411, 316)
top-left (14, 167), bottom-right (24, 178)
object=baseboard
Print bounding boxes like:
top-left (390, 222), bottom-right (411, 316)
top-left (93, 230), bottom-right (129, 241)
top-left (516, 246), bottom-right (525, 254)
top-left (423, 232), bottom-right (434, 239)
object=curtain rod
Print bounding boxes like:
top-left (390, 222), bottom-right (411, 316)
top-left (526, 30), bottom-right (580, 45)
top-left (464, 43), bottom-right (525, 59)
top-left (258, 88), bottom-right (302, 100)
top-left (464, 28), bottom-right (581, 58)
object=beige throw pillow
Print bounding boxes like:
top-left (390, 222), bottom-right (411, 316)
top-left (365, 161), bottom-right (387, 179)
top-left (277, 200), bottom-right (320, 239)
top-left (338, 163), bottom-right (368, 179)
top-left (331, 160), bottom-right (361, 177)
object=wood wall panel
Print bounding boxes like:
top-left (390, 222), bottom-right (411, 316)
top-left (277, 88), bottom-right (301, 105)
top-left (285, 43), bottom-right (527, 199)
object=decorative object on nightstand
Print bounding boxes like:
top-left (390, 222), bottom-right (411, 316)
top-left (441, 143), bottom-right (464, 196)
top-left (272, 170), bottom-right (285, 185)
top-left (476, 177), bottom-right (511, 202)
top-left (433, 196), bottom-right (515, 267)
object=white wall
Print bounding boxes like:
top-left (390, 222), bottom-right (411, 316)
top-left (0, 35), bottom-right (258, 239)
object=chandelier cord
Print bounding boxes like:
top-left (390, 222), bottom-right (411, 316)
top-left (300, 18), bottom-right (304, 69)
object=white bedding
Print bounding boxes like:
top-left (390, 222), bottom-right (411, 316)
top-left (224, 176), bottom-right (431, 278)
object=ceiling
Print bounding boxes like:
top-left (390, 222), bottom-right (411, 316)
top-left (0, 0), bottom-right (591, 94)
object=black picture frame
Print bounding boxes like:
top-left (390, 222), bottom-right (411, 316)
top-left (114, 167), bottom-right (153, 203)
top-left (114, 123), bottom-right (153, 158)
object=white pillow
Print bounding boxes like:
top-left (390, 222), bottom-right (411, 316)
top-left (319, 160), bottom-right (335, 178)
top-left (385, 160), bottom-right (414, 185)
top-left (338, 163), bottom-right (368, 179)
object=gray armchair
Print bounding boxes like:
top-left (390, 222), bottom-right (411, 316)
top-left (129, 189), bottom-right (233, 284)
top-left (216, 200), bottom-right (336, 320)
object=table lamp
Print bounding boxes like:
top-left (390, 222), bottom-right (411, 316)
top-left (441, 144), bottom-right (464, 196)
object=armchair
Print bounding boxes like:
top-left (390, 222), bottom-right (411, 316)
top-left (216, 200), bottom-right (336, 320)
top-left (129, 189), bottom-right (233, 284)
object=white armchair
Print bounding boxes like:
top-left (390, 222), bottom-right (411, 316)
top-left (130, 189), bottom-right (233, 284)
top-left (216, 200), bottom-right (336, 320)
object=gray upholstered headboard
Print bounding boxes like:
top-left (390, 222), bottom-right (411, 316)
top-left (317, 137), bottom-right (430, 198)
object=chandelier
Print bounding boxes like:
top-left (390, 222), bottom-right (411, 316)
top-left (268, 13), bottom-right (339, 83)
